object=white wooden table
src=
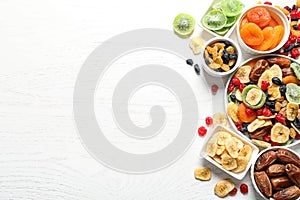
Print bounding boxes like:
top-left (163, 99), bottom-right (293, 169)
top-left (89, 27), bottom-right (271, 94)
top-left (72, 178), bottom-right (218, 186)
top-left (0, 0), bottom-right (299, 199)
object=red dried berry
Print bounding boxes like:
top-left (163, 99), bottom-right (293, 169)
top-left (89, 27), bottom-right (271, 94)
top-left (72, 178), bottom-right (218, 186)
top-left (291, 48), bottom-right (300, 59)
top-left (205, 117), bottom-right (213, 126)
top-left (295, 134), bottom-right (300, 139)
top-left (228, 83), bottom-right (235, 93)
top-left (261, 81), bottom-right (270, 90)
top-left (240, 183), bottom-right (248, 194)
top-left (211, 84), bottom-right (219, 95)
top-left (235, 122), bottom-right (242, 131)
top-left (232, 77), bottom-right (241, 86)
top-left (239, 83), bottom-right (246, 92)
top-left (275, 114), bottom-right (286, 123)
top-left (263, 107), bottom-right (272, 117)
top-left (289, 34), bottom-right (297, 43)
top-left (245, 108), bottom-right (255, 116)
top-left (263, 1), bottom-right (272, 5)
top-left (256, 109), bottom-right (263, 116)
top-left (198, 126), bottom-right (207, 137)
top-left (283, 40), bottom-right (291, 49)
top-left (229, 187), bottom-right (238, 196)
top-left (263, 134), bottom-right (271, 142)
top-left (271, 142), bottom-right (279, 146)
top-left (290, 10), bottom-right (298, 18)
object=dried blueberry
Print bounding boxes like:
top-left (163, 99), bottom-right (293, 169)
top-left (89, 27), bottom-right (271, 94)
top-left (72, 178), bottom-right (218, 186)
top-left (279, 84), bottom-right (287, 94)
top-left (242, 123), bottom-right (248, 128)
top-left (241, 127), bottom-right (248, 134)
top-left (230, 94), bottom-right (236, 102)
top-left (293, 25), bottom-right (299, 30)
top-left (223, 40), bottom-right (231, 47)
top-left (270, 108), bottom-right (276, 114)
top-left (266, 101), bottom-right (275, 108)
top-left (194, 64), bottom-right (200, 75)
top-left (272, 77), bottom-right (283, 85)
top-left (291, 17), bottom-right (299, 21)
top-left (205, 59), bottom-right (210, 65)
top-left (186, 59), bottom-right (193, 66)
top-left (229, 54), bottom-right (237, 60)
top-left (293, 118), bottom-right (300, 129)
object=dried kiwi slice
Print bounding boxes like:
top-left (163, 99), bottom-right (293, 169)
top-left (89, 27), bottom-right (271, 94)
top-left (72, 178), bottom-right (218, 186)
top-left (214, 26), bottom-right (230, 36)
top-left (173, 13), bottom-right (195, 38)
top-left (202, 10), bottom-right (227, 31)
top-left (224, 16), bottom-right (237, 28)
top-left (291, 62), bottom-right (300, 80)
top-left (221, 0), bottom-right (244, 17)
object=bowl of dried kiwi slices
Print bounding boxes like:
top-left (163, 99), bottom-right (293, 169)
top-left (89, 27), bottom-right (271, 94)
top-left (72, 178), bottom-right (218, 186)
top-left (201, 37), bottom-right (242, 77)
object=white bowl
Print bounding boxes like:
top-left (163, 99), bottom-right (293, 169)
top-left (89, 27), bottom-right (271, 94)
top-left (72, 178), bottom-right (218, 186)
top-left (250, 147), bottom-right (300, 200)
top-left (236, 4), bottom-right (290, 54)
top-left (199, 0), bottom-right (245, 37)
top-left (224, 54), bottom-right (300, 148)
top-left (201, 37), bottom-right (242, 77)
top-left (200, 125), bottom-right (259, 180)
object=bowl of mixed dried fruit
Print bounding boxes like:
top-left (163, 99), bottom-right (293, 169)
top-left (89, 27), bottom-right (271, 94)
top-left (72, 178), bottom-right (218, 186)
top-left (225, 55), bottom-right (300, 148)
top-left (201, 37), bottom-right (242, 77)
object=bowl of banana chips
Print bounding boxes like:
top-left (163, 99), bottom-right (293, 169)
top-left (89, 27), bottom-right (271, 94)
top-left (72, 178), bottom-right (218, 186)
top-left (200, 125), bottom-right (259, 180)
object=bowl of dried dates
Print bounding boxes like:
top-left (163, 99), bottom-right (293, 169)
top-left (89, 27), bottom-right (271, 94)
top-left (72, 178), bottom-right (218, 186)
top-left (251, 147), bottom-right (300, 200)
top-left (225, 54), bottom-right (300, 148)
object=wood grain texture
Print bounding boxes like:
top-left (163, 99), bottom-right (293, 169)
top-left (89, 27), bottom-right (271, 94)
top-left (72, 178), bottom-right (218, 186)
top-left (0, 0), bottom-right (299, 199)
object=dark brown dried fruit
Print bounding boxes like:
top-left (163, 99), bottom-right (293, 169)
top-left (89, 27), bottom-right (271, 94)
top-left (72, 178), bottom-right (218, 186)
top-left (282, 67), bottom-right (295, 77)
top-left (254, 171), bottom-right (272, 198)
top-left (266, 164), bottom-right (286, 177)
top-left (249, 59), bottom-right (269, 83)
top-left (255, 150), bottom-right (277, 171)
top-left (286, 163), bottom-right (300, 186)
top-left (277, 148), bottom-right (300, 167)
top-left (273, 185), bottom-right (300, 200)
top-left (249, 126), bottom-right (271, 139)
top-left (267, 57), bottom-right (291, 68)
top-left (270, 176), bottom-right (293, 191)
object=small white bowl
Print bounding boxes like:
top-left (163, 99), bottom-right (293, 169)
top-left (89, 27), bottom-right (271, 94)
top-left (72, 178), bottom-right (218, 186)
top-left (250, 147), bottom-right (300, 200)
top-left (200, 125), bottom-right (259, 180)
top-left (201, 37), bottom-right (242, 77)
top-left (236, 4), bottom-right (290, 54)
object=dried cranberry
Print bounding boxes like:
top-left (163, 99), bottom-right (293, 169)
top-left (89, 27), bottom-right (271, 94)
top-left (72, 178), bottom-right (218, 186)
top-left (263, 134), bottom-right (271, 142)
top-left (263, 1), bottom-right (272, 5)
top-left (232, 77), bottom-right (241, 86)
top-left (239, 83), bottom-right (246, 92)
top-left (283, 40), bottom-right (291, 48)
top-left (211, 84), bottom-right (219, 95)
top-left (290, 10), bottom-right (298, 18)
top-left (228, 83), bottom-right (235, 93)
top-left (289, 34), bottom-right (297, 43)
top-left (295, 134), bottom-right (300, 139)
top-left (229, 187), bottom-right (238, 196)
top-left (275, 114), bottom-right (286, 123)
top-left (205, 117), bottom-right (213, 126)
top-left (271, 142), bottom-right (279, 146)
top-left (240, 183), bottom-right (248, 194)
top-left (291, 48), bottom-right (300, 58)
top-left (245, 108), bottom-right (255, 116)
top-left (261, 81), bottom-right (270, 90)
top-left (256, 109), bottom-right (263, 116)
top-left (198, 126), bottom-right (207, 137)
top-left (263, 107), bottom-right (272, 117)
top-left (235, 122), bottom-right (242, 131)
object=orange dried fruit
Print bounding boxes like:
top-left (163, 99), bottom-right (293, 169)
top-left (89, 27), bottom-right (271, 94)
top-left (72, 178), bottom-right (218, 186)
top-left (268, 18), bottom-right (278, 27)
top-left (282, 75), bottom-right (300, 84)
top-left (240, 17), bottom-right (249, 29)
top-left (237, 103), bottom-right (257, 123)
top-left (247, 7), bottom-right (272, 28)
top-left (240, 22), bottom-right (264, 46)
top-left (252, 27), bottom-right (275, 51)
top-left (269, 25), bottom-right (284, 50)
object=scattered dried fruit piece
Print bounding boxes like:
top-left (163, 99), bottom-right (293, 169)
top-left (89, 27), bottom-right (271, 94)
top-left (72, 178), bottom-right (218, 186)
top-left (214, 179), bottom-right (235, 198)
top-left (194, 167), bottom-right (211, 181)
top-left (198, 126), bottom-right (207, 137)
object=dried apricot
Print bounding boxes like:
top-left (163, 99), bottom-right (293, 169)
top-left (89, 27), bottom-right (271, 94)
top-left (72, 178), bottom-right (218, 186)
top-left (237, 103), bottom-right (257, 123)
top-left (240, 17), bottom-right (249, 29)
top-left (240, 22), bottom-right (264, 46)
top-left (268, 18), bottom-right (278, 27)
top-left (269, 25), bottom-right (284, 50)
top-left (247, 7), bottom-right (271, 28)
top-left (252, 27), bottom-right (275, 51)
top-left (282, 75), bottom-right (300, 84)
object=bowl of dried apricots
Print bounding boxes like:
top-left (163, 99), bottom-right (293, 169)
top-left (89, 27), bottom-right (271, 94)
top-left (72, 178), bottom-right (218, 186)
top-left (237, 4), bottom-right (290, 54)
